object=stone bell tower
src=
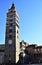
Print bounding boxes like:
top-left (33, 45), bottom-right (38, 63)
top-left (4, 3), bottom-right (20, 63)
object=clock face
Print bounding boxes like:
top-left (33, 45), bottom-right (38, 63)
top-left (8, 40), bottom-right (12, 44)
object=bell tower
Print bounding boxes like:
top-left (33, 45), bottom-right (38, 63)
top-left (4, 3), bottom-right (20, 63)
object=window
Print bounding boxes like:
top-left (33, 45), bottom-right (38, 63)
top-left (9, 35), bottom-right (12, 39)
top-left (17, 36), bottom-right (19, 38)
top-left (10, 23), bottom-right (13, 26)
top-left (16, 23), bottom-right (19, 28)
top-left (6, 23), bottom-right (9, 25)
top-left (10, 15), bottom-right (13, 17)
top-left (9, 19), bottom-right (13, 22)
top-left (9, 29), bottom-right (12, 33)
top-left (11, 10), bottom-right (13, 12)
top-left (16, 18), bottom-right (19, 23)
top-left (16, 15), bottom-right (19, 19)
top-left (17, 30), bottom-right (18, 33)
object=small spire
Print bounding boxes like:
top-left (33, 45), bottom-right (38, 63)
top-left (11, 3), bottom-right (15, 9)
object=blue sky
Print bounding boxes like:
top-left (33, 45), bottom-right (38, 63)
top-left (0, 0), bottom-right (42, 45)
